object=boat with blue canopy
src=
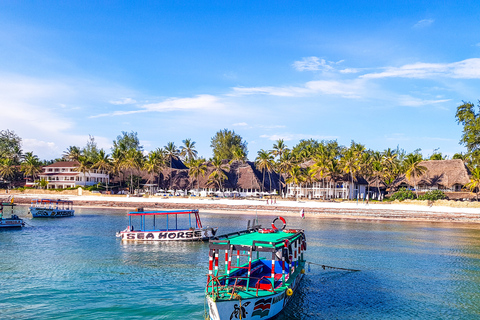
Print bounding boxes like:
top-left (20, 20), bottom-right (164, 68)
top-left (116, 209), bottom-right (218, 241)
top-left (28, 199), bottom-right (74, 218)
top-left (205, 217), bottom-right (307, 320)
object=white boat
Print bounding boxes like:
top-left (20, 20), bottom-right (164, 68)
top-left (28, 199), bottom-right (75, 218)
top-left (205, 217), bottom-right (307, 320)
top-left (0, 199), bottom-right (25, 228)
top-left (116, 209), bottom-right (218, 241)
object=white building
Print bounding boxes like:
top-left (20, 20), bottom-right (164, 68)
top-left (37, 161), bottom-right (110, 189)
top-left (286, 179), bottom-right (368, 200)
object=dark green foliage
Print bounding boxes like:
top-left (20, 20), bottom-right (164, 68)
top-left (210, 129), bottom-right (247, 160)
top-left (0, 129), bottom-right (22, 163)
top-left (418, 190), bottom-right (447, 201)
top-left (456, 100), bottom-right (480, 153)
top-left (389, 187), bottom-right (417, 201)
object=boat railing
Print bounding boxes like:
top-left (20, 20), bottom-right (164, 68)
top-left (254, 275), bottom-right (275, 295)
top-left (206, 274), bottom-right (276, 299)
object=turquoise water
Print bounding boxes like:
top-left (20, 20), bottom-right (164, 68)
top-left (2, 207), bottom-right (480, 319)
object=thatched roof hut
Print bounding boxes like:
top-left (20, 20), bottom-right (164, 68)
top-left (393, 159), bottom-right (471, 190)
top-left (161, 160), bottom-right (281, 191)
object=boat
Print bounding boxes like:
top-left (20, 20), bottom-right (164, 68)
top-left (0, 198), bottom-right (25, 228)
top-left (116, 209), bottom-right (218, 241)
top-left (28, 199), bottom-right (75, 218)
top-left (205, 217), bottom-right (307, 320)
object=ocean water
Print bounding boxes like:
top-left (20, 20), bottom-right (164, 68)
top-left (2, 206), bottom-right (480, 319)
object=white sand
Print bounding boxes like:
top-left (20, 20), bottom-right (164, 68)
top-left (14, 193), bottom-right (480, 215)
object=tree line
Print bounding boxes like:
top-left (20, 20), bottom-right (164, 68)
top-left (1, 100), bottom-right (480, 197)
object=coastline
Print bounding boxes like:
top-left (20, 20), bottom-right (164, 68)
top-left (8, 192), bottom-right (480, 224)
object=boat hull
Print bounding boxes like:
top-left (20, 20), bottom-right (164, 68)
top-left (29, 208), bottom-right (75, 218)
top-left (0, 218), bottom-right (24, 228)
top-left (117, 227), bottom-right (218, 241)
top-left (207, 272), bottom-right (304, 320)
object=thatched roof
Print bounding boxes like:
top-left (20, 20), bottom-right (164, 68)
top-left (162, 160), bottom-right (281, 191)
top-left (393, 159), bottom-right (470, 188)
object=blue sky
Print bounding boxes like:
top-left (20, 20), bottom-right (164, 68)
top-left (1, 1), bottom-right (480, 160)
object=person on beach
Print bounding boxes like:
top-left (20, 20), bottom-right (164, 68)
top-left (301, 209), bottom-right (305, 219)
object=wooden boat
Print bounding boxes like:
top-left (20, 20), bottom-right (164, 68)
top-left (205, 217), bottom-right (307, 320)
top-left (116, 209), bottom-right (218, 241)
top-left (0, 199), bottom-right (25, 228)
top-left (28, 199), bottom-right (74, 218)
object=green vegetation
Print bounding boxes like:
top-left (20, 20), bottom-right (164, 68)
top-left (210, 129), bottom-right (248, 160)
top-left (3, 99), bottom-right (480, 200)
top-left (418, 190), bottom-right (447, 201)
top-left (389, 188), bottom-right (417, 201)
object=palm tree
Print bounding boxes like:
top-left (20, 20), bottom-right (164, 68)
top-left (285, 166), bottom-right (304, 199)
top-left (63, 146), bottom-right (82, 161)
top-left (92, 149), bottom-right (113, 191)
top-left (75, 156), bottom-right (92, 187)
top-left (144, 149), bottom-right (167, 190)
top-left (276, 150), bottom-right (296, 197)
top-left (164, 142), bottom-right (180, 189)
top-left (21, 152), bottom-right (42, 186)
top-left (188, 158), bottom-right (207, 191)
top-left (271, 139), bottom-right (289, 195)
top-left (92, 149), bottom-right (112, 174)
top-left (208, 158), bottom-right (229, 191)
top-left (0, 158), bottom-right (16, 187)
top-left (179, 139), bottom-right (198, 162)
top-left (404, 153), bottom-right (427, 197)
top-left (123, 149), bottom-right (144, 193)
top-left (272, 139), bottom-right (289, 160)
top-left (466, 166), bottom-right (480, 201)
top-left (230, 146), bottom-right (247, 164)
top-left (255, 149), bottom-right (275, 192)
top-left (340, 147), bottom-right (361, 199)
top-left (324, 158), bottom-right (342, 198)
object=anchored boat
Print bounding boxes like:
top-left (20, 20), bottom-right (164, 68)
top-left (0, 199), bottom-right (25, 228)
top-left (116, 209), bottom-right (218, 241)
top-left (205, 217), bottom-right (307, 320)
top-left (28, 199), bottom-right (75, 218)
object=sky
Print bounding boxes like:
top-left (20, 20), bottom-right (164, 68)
top-left (1, 1), bottom-right (480, 161)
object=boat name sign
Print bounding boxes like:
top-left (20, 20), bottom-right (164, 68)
top-left (123, 230), bottom-right (204, 240)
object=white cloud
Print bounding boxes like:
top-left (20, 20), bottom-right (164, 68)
top-left (109, 97), bottom-right (137, 105)
top-left (232, 79), bottom-right (365, 98)
top-left (22, 139), bottom-right (58, 155)
top-left (396, 95), bottom-right (451, 107)
top-left (233, 122), bottom-right (248, 126)
top-left (339, 68), bottom-right (359, 74)
top-left (361, 58), bottom-right (480, 79)
top-left (143, 94), bottom-right (223, 112)
top-left (292, 57), bottom-right (345, 72)
top-left (92, 94), bottom-right (225, 118)
top-left (293, 57), bottom-right (334, 71)
top-left (413, 19), bottom-right (434, 28)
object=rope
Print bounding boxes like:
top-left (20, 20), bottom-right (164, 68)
top-left (307, 262), bottom-right (360, 272)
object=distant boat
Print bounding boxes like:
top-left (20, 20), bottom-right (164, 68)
top-left (28, 199), bottom-right (75, 218)
top-left (116, 209), bottom-right (218, 241)
top-left (0, 199), bottom-right (25, 228)
top-left (205, 217), bottom-right (307, 320)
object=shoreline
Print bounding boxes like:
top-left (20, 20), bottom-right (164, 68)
top-left (9, 193), bottom-right (480, 224)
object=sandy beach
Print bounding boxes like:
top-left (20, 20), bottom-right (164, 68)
top-left (8, 192), bottom-right (480, 223)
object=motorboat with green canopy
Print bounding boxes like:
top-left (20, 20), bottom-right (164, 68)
top-left (205, 216), bottom-right (307, 320)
